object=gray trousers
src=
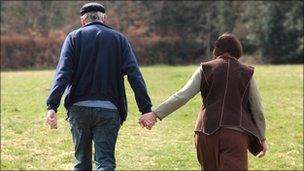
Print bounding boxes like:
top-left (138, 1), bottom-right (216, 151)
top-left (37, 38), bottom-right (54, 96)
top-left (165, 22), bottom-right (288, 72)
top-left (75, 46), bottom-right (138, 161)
top-left (68, 105), bottom-right (121, 171)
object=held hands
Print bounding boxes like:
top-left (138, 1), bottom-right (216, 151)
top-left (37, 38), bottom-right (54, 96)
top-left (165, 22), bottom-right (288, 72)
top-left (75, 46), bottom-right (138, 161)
top-left (257, 140), bottom-right (268, 158)
top-left (46, 109), bottom-right (58, 129)
top-left (139, 112), bottom-right (158, 130)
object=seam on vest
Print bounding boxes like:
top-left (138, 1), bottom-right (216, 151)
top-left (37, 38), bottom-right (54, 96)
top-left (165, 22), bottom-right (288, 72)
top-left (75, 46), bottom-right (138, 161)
top-left (201, 65), bottom-right (209, 87)
top-left (202, 82), bottom-right (213, 109)
top-left (240, 126), bottom-right (261, 141)
top-left (201, 65), bottom-right (212, 110)
top-left (239, 77), bottom-right (251, 126)
top-left (239, 72), bottom-right (262, 141)
top-left (219, 59), bottom-right (230, 126)
top-left (199, 127), bottom-right (221, 135)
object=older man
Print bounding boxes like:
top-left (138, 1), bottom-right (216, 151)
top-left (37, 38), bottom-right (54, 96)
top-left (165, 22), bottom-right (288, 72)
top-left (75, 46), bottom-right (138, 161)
top-left (46, 2), bottom-right (152, 170)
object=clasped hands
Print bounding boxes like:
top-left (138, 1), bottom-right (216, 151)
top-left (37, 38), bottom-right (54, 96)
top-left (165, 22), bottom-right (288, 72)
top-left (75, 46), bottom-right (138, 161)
top-left (46, 109), bottom-right (158, 130)
top-left (138, 112), bottom-right (158, 130)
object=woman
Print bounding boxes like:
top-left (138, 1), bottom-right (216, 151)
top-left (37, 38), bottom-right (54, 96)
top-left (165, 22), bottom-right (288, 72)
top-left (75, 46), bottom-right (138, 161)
top-left (139, 33), bottom-right (268, 170)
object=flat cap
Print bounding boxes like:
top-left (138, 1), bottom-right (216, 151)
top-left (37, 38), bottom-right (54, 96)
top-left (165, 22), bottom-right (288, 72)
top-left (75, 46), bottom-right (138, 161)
top-left (80, 2), bottom-right (105, 16)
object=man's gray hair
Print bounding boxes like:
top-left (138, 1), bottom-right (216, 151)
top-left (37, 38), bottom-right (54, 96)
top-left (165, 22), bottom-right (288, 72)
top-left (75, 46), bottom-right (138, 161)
top-left (80, 11), bottom-right (105, 23)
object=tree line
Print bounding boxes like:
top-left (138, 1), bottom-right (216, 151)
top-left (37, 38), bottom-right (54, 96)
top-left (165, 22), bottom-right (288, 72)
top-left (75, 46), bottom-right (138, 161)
top-left (1, 1), bottom-right (303, 69)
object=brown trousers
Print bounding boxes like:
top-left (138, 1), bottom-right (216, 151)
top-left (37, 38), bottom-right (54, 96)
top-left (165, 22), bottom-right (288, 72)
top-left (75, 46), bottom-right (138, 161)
top-left (195, 128), bottom-right (249, 171)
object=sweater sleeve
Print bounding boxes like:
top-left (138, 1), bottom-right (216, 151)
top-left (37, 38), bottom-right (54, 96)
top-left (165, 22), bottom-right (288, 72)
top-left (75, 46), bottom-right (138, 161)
top-left (153, 66), bottom-right (202, 120)
top-left (46, 33), bottom-right (75, 112)
top-left (248, 77), bottom-right (266, 140)
top-left (121, 37), bottom-right (152, 114)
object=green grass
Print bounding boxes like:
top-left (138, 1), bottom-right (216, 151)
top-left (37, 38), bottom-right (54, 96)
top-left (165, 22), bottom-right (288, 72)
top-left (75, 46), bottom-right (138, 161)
top-left (1, 65), bottom-right (303, 170)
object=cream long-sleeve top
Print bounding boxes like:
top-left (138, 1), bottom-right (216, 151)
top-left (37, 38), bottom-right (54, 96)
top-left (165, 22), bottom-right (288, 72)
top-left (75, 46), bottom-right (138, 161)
top-left (153, 66), bottom-right (266, 140)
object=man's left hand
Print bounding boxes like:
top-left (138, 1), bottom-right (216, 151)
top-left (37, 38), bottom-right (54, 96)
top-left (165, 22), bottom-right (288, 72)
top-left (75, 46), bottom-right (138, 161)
top-left (46, 109), bottom-right (58, 129)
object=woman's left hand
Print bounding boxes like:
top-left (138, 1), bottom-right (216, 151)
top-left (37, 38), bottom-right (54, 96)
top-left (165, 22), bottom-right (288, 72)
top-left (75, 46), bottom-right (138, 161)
top-left (257, 140), bottom-right (268, 158)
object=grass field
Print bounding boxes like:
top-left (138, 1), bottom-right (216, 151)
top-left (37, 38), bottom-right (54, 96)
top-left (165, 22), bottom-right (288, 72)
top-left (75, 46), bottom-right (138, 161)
top-left (1, 65), bottom-right (303, 170)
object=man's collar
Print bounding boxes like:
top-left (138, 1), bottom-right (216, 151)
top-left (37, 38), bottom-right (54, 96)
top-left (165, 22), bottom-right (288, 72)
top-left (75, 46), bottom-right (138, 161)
top-left (83, 21), bottom-right (113, 29)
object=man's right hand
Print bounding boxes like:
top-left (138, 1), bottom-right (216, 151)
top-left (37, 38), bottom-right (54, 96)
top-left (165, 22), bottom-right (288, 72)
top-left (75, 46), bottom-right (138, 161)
top-left (46, 109), bottom-right (58, 129)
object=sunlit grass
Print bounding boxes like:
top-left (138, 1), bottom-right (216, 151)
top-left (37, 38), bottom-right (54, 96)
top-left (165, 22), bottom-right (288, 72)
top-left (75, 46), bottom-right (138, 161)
top-left (1, 65), bottom-right (303, 170)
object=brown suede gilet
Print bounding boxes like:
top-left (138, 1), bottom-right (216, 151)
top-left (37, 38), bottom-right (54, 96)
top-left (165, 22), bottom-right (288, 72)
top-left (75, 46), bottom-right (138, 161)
top-left (195, 54), bottom-right (263, 156)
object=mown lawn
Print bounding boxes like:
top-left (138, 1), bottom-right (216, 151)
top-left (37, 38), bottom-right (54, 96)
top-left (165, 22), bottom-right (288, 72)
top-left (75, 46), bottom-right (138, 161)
top-left (1, 65), bottom-right (303, 170)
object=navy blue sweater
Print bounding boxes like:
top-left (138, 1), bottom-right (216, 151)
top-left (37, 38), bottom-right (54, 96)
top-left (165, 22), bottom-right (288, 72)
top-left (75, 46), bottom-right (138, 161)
top-left (46, 22), bottom-right (152, 123)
